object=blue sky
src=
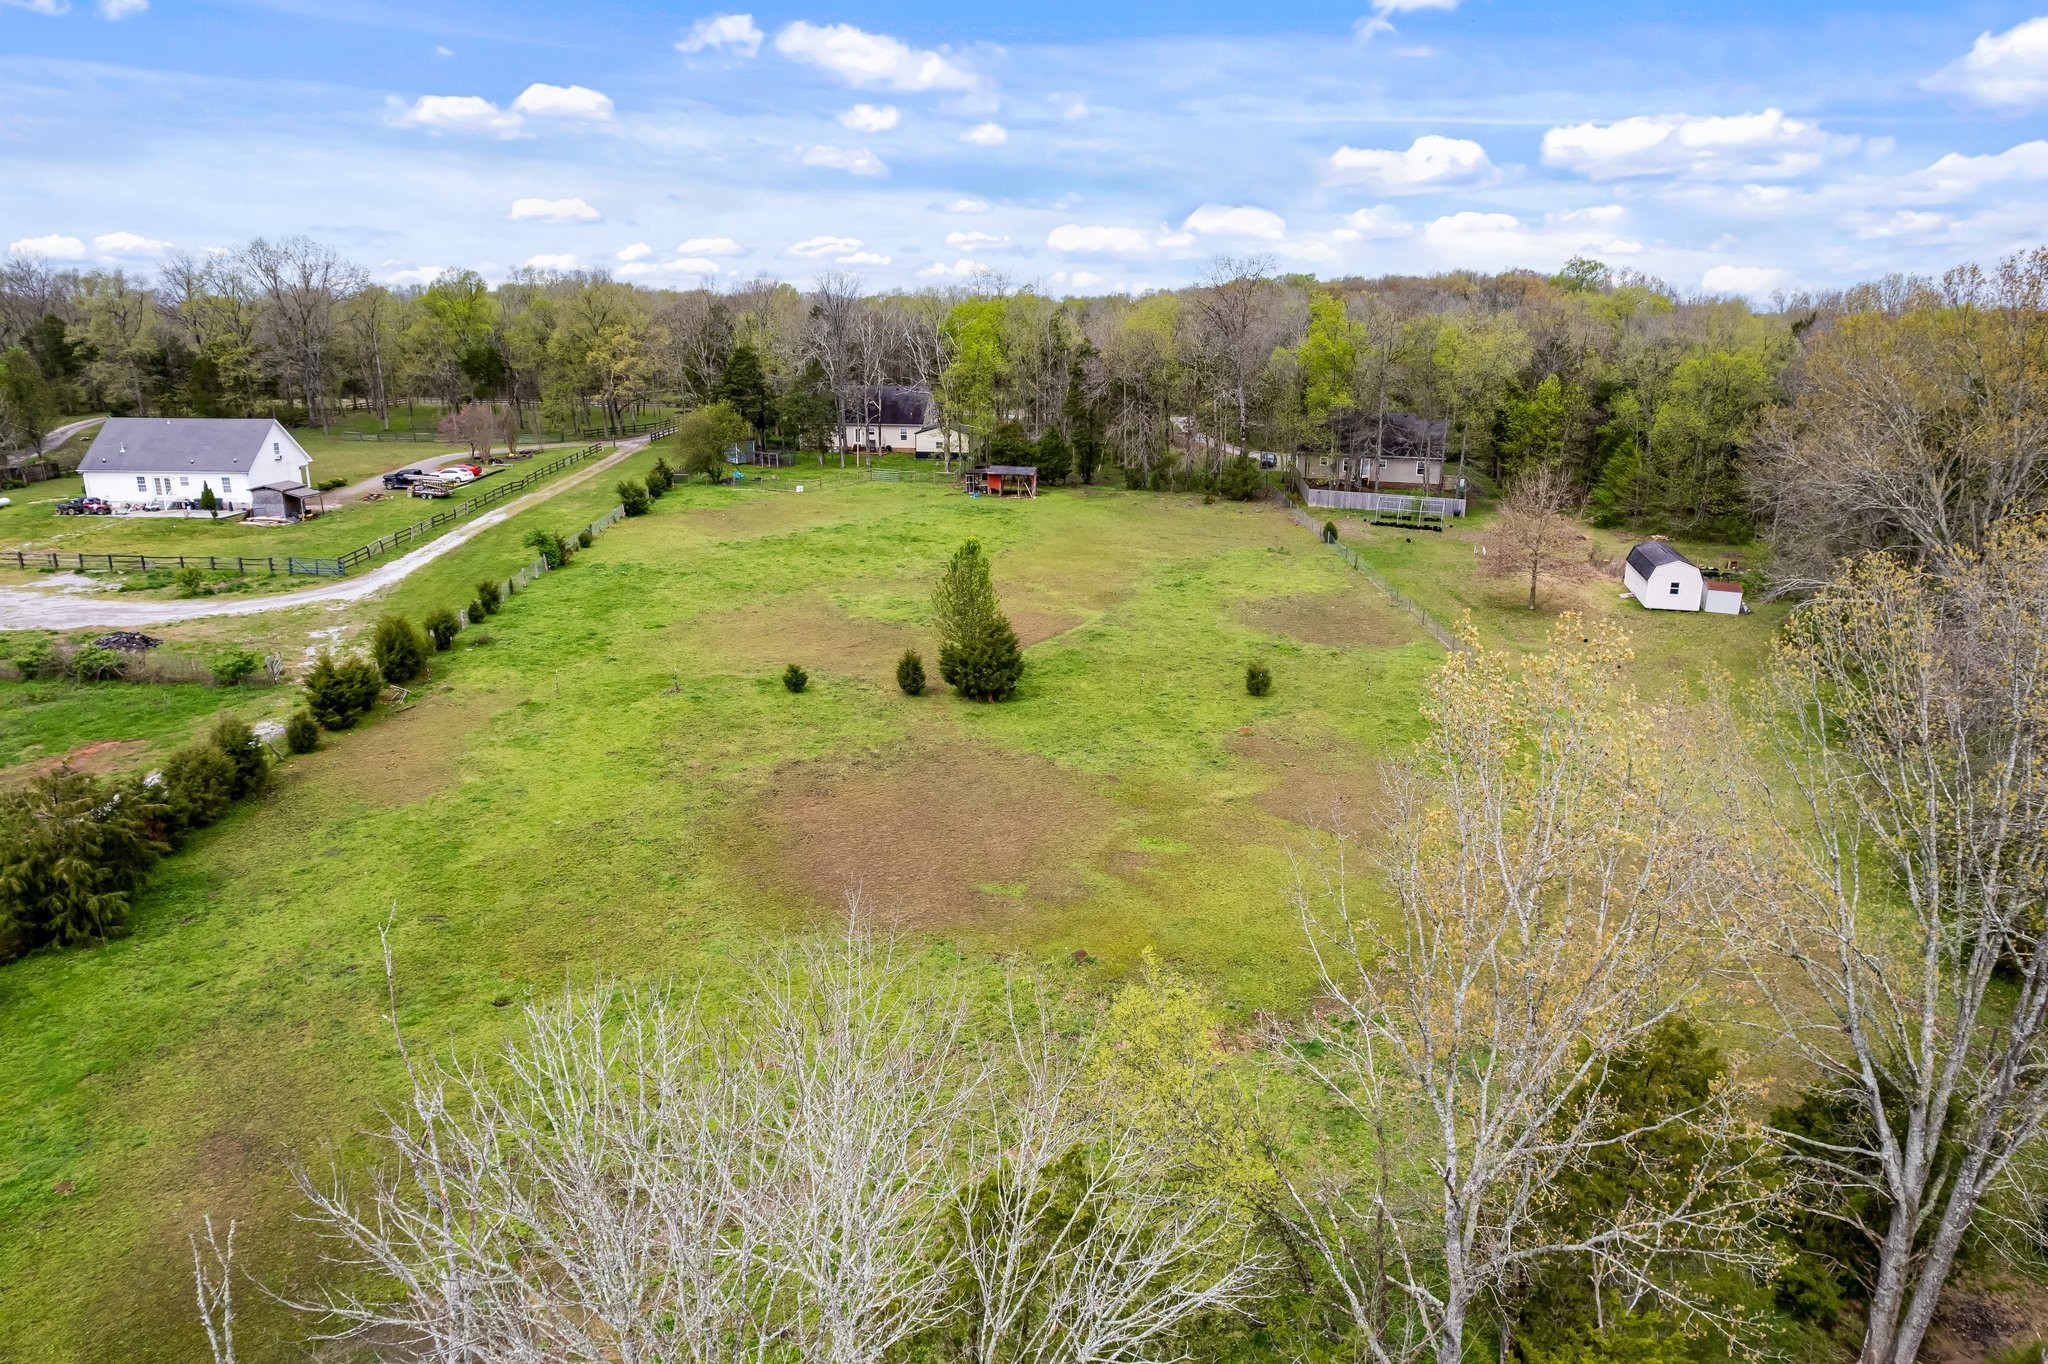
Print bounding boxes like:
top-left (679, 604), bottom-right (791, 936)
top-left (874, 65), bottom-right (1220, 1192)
top-left (3, 0), bottom-right (2046, 297)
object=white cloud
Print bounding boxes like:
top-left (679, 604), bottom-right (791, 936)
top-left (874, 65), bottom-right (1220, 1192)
top-left (510, 83), bottom-right (614, 121)
top-left (1925, 17), bottom-right (2048, 108)
top-left (677, 236), bottom-right (745, 256)
top-left (944, 198), bottom-right (991, 213)
top-left (788, 235), bottom-right (864, 258)
top-left (1373, 0), bottom-right (1458, 10)
top-left (522, 253), bottom-right (581, 271)
top-left (508, 197), bottom-right (601, 223)
top-left (920, 259), bottom-right (978, 278)
top-left (839, 103), bottom-right (899, 132)
top-left (1324, 135), bottom-right (1496, 193)
top-left (800, 144), bottom-right (886, 175)
top-left (1340, 206), bottom-right (1413, 238)
top-left (961, 122), bottom-right (1008, 146)
top-left (1701, 264), bottom-right (1788, 298)
top-left (1, 0), bottom-right (69, 13)
top-left (1542, 109), bottom-right (1835, 180)
top-left (98, 0), bottom-right (146, 17)
top-left (93, 230), bottom-right (171, 257)
top-left (619, 257), bottom-right (721, 278)
top-left (944, 230), bottom-right (1010, 251)
top-left (434, 44), bottom-right (454, 57)
top-left (616, 242), bottom-right (654, 261)
top-left (773, 21), bottom-right (978, 92)
top-left (394, 94), bottom-right (524, 137)
top-left (838, 250), bottom-right (891, 265)
top-left (384, 266), bottom-right (449, 287)
top-left (8, 233), bottom-right (86, 258)
top-left (677, 12), bottom-right (763, 57)
top-left (1899, 140), bottom-right (2048, 202)
top-left (1419, 209), bottom-right (1642, 270)
top-left (1047, 224), bottom-right (1158, 257)
top-left (1852, 210), bottom-right (1955, 241)
top-left (1182, 203), bottom-right (1287, 240)
top-left (1049, 270), bottom-right (1109, 292)
top-left (1050, 92), bottom-right (1089, 120)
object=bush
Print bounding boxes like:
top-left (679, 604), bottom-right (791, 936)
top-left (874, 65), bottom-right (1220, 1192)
top-left (304, 652), bottom-right (383, 730)
top-left (523, 527), bottom-right (569, 569)
top-left (1245, 659), bottom-right (1273, 697)
top-left (209, 716), bottom-right (269, 798)
top-left (948, 617), bottom-right (1023, 702)
top-left (159, 739), bottom-right (240, 834)
top-left (0, 767), bottom-right (165, 959)
top-left (468, 598), bottom-right (487, 624)
top-left (316, 477), bottom-right (348, 492)
top-left (896, 648), bottom-right (926, 696)
top-left (11, 638), bottom-right (57, 680)
top-left (1035, 427), bottom-right (1073, 485)
top-left (284, 709), bottom-right (320, 754)
top-left (1322, 519), bottom-right (1340, 543)
top-left (647, 458), bottom-right (675, 496)
top-left (782, 663), bottom-right (809, 693)
top-left (422, 607), bottom-right (460, 652)
top-left (197, 483), bottom-right (218, 514)
top-left (475, 579), bottom-right (503, 615)
top-left (209, 647), bottom-right (262, 687)
top-left (371, 614), bottom-right (429, 685)
top-left (175, 565), bottom-right (208, 597)
top-left (70, 645), bottom-right (125, 681)
top-left (1123, 463), bottom-right (1148, 491)
top-left (1218, 455), bottom-right (1263, 502)
top-left (618, 479), bottom-right (651, 516)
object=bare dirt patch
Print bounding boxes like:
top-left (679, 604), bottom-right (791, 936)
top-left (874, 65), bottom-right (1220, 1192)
top-left (20, 738), bottom-right (152, 781)
top-left (1004, 605), bottom-right (1085, 648)
top-left (679, 594), bottom-right (922, 682)
top-left (1234, 590), bottom-right (1423, 650)
top-left (1229, 729), bottom-right (1385, 829)
top-left (742, 739), bottom-right (1123, 926)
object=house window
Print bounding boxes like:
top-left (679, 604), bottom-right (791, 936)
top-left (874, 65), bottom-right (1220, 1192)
top-left (1338, 459), bottom-right (1351, 479)
top-left (899, 429), bottom-right (909, 440)
top-left (135, 476), bottom-right (147, 492)
top-left (221, 477), bottom-right (233, 494)
top-left (1416, 461), bottom-right (1426, 476)
top-left (1669, 582), bottom-right (1681, 595)
top-left (272, 441), bottom-right (280, 457)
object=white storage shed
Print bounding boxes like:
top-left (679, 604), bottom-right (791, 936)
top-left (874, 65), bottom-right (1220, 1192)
top-left (1624, 540), bottom-right (1705, 612)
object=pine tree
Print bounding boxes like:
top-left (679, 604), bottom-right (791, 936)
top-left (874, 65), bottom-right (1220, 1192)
top-left (931, 538), bottom-right (1025, 701)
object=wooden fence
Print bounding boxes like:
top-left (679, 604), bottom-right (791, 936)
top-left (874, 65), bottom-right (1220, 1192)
top-left (6, 425), bottom-right (673, 580)
top-left (1286, 505), bottom-right (1467, 655)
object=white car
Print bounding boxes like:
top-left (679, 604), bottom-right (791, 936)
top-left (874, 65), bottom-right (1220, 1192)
top-left (432, 467), bottom-right (476, 484)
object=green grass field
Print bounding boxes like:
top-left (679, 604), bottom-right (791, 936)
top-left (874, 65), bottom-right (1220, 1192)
top-left (0, 467), bottom-right (1779, 1363)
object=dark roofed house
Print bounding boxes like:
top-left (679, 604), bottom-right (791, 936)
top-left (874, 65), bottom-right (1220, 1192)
top-left (80, 418), bottom-right (314, 513)
top-left (841, 385), bottom-right (934, 453)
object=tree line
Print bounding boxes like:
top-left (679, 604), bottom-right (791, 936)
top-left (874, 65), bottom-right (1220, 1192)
top-left (4, 244), bottom-right (2043, 559)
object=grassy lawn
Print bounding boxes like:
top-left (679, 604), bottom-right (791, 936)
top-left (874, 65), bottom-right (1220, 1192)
top-left (0, 467), bottom-right (1779, 1363)
top-left (0, 679), bottom-right (288, 778)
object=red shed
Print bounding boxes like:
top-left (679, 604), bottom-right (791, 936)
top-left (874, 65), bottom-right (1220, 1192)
top-left (983, 465), bottom-right (1038, 498)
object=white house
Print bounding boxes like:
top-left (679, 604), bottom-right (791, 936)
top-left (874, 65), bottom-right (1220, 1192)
top-left (1624, 539), bottom-right (1705, 611)
top-left (79, 418), bottom-right (314, 512)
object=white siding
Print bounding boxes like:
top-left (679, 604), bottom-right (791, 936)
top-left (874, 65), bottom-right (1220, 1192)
top-left (78, 420), bottom-right (311, 511)
top-left (1625, 559), bottom-right (1705, 611)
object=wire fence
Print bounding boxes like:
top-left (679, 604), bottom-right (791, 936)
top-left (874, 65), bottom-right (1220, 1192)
top-left (864, 467), bottom-right (958, 485)
top-left (463, 503), bottom-right (631, 626)
top-left (1286, 505), bottom-right (1467, 654)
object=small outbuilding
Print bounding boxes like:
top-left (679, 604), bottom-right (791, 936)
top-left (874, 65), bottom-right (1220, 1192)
top-left (981, 465), bottom-right (1038, 498)
top-left (249, 480), bottom-right (323, 522)
top-left (1624, 540), bottom-right (1704, 611)
top-left (1704, 579), bottom-right (1746, 615)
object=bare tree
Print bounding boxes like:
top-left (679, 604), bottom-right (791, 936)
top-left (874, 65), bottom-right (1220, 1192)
top-left (1740, 515), bottom-right (2048, 1364)
top-left (285, 915), bottom-right (1263, 1362)
top-left (1481, 463), bottom-right (1577, 609)
top-left (439, 402), bottom-right (518, 459)
top-left (190, 1215), bottom-right (239, 1364)
top-left (241, 236), bottom-right (365, 428)
top-left (806, 271), bottom-right (865, 467)
top-left (1187, 255), bottom-right (1277, 457)
top-left (1279, 619), bottom-right (1768, 1364)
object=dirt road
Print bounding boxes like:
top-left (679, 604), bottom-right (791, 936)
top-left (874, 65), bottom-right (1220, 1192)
top-left (0, 436), bottom-right (652, 630)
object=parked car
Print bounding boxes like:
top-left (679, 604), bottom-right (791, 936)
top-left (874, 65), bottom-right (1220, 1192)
top-left (381, 467), bottom-right (425, 489)
top-left (433, 467), bottom-right (476, 484)
top-left (452, 462), bottom-right (484, 476)
top-left (55, 497), bottom-right (113, 516)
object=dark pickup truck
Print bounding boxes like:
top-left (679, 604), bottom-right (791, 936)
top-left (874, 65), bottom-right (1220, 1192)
top-left (55, 497), bottom-right (113, 515)
top-left (380, 467), bottom-right (426, 490)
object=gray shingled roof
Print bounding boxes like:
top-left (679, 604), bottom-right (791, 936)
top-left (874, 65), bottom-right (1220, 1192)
top-left (1626, 540), bottom-right (1693, 578)
top-left (81, 418), bottom-right (283, 475)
